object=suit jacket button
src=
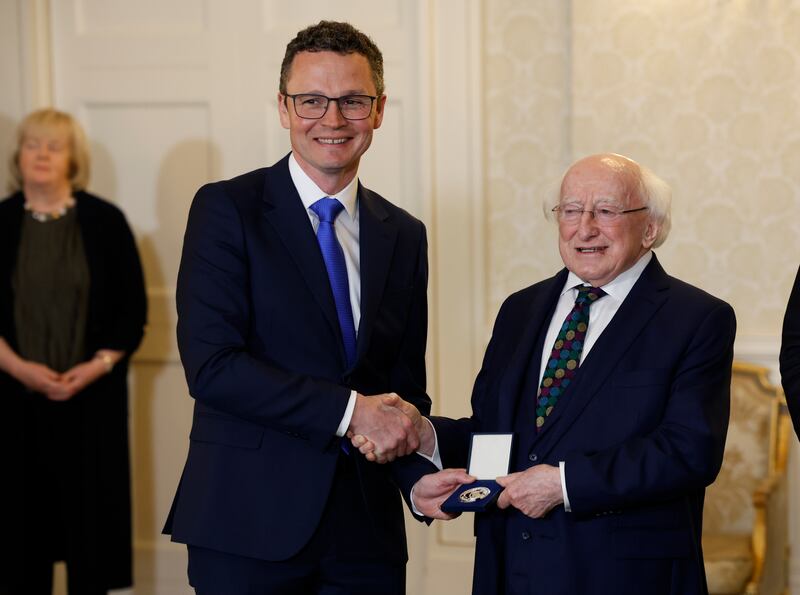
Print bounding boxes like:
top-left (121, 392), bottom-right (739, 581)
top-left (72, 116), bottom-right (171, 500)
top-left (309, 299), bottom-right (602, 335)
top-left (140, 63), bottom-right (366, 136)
top-left (528, 453), bottom-right (538, 462)
top-left (521, 531), bottom-right (531, 541)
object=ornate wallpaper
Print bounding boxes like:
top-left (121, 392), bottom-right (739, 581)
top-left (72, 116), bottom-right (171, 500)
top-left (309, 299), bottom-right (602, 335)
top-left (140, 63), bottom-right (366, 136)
top-left (485, 0), bottom-right (800, 340)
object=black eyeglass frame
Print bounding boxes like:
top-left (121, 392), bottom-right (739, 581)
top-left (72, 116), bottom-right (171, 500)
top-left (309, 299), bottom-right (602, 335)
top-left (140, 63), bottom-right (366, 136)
top-left (283, 93), bottom-right (378, 121)
top-left (551, 205), bottom-right (649, 222)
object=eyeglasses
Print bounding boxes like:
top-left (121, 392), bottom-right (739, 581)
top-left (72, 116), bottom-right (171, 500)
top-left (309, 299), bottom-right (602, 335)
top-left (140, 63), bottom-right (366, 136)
top-left (22, 138), bottom-right (67, 153)
top-left (284, 94), bottom-right (377, 120)
top-left (551, 204), bottom-right (649, 225)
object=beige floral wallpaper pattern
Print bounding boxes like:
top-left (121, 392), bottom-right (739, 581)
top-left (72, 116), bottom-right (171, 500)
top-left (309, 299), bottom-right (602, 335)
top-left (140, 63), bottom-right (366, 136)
top-left (485, 0), bottom-right (800, 340)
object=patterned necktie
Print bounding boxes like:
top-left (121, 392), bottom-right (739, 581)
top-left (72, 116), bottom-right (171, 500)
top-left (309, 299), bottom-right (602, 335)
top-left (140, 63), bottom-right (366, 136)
top-left (310, 198), bottom-right (357, 367)
top-left (536, 285), bottom-right (606, 430)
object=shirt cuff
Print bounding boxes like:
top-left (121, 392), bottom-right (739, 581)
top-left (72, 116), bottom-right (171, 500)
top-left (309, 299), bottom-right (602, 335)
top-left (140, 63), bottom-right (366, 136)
top-left (415, 417), bottom-right (442, 470)
top-left (410, 483), bottom-right (426, 516)
top-left (335, 390), bottom-right (358, 437)
top-left (559, 460), bottom-right (571, 512)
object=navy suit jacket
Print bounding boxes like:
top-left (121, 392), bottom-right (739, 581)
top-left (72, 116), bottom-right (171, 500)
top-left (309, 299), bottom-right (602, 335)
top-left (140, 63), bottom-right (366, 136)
top-left (164, 154), bottom-right (430, 563)
top-left (780, 265), bottom-right (800, 438)
top-left (427, 256), bottom-right (735, 595)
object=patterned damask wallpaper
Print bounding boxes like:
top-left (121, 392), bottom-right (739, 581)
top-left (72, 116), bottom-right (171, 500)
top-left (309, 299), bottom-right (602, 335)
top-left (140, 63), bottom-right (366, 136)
top-left (485, 0), bottom-right (800, 340)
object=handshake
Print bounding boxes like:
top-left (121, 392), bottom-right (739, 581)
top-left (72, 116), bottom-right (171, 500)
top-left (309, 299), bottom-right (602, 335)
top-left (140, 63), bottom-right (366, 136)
top-left (345, 393), bottom-right (565, 521)
top-left (346, 393), bottom-right (435, 463)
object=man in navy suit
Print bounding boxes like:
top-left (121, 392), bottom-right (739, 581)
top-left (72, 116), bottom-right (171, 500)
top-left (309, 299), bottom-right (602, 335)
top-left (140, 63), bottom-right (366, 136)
top-left (396, 154), bottom-right (736, 594)
top-left (164, 21), bottom-right (433, 594)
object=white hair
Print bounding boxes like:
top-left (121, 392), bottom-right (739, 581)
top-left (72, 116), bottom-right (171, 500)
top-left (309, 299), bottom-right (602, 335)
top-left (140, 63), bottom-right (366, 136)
top-left (637, 164), bottom-right (671, 248)
top-left (542, 156), bottom-right (673, 248)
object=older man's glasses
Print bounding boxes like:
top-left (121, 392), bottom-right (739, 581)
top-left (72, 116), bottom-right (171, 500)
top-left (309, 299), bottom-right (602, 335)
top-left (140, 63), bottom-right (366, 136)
top-left (552, 204), bottom-right (648, 225)
top-left (285, 94), bottom-right (377, 120)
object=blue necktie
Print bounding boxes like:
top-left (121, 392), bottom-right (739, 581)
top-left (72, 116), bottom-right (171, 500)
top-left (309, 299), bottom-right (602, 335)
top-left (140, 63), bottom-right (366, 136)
top-left (310, 198), bottom-right (357, 367)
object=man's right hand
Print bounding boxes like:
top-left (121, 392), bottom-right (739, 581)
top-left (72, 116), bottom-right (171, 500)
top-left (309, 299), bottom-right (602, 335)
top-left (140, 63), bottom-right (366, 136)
top-left (350, 394), bottom-right (436, 462)
top-left (411, 468), bottom-right (475, 519)
top-left (347, 393), bottom-right (420, 463)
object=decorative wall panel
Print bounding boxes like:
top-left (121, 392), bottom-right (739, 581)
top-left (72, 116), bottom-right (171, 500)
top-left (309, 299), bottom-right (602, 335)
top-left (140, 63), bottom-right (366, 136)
top-left (75, 0), bottom-right (206, 34)
top-left (487, 0), bottom-right (800, 338)
top-left (485, 0), bottom-right (571, 323)
top-left (261, 0), bottom-right (402, 30)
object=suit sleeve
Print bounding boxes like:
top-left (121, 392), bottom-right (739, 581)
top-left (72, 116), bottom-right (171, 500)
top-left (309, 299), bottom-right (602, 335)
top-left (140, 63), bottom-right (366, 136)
top-left (392, 294), bottom-right (515, 509)
top-left (176, 183), bottom-right (351, 450)
top-left (780, 265), bottom-right (800, 438)
top-left (564, 301), bottom-right (736, 513)
top-left (387, 224), bottom-right (437, 497)
top-left (431, 295), bottom-right (521, 468)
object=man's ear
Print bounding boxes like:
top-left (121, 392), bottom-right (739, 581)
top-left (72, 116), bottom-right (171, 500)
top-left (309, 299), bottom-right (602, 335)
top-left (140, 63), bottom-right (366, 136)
top-left (372, 94), bottom-right (387, 130)
top-left (643, 220), bottom-right (659, 248)
top-left (278, 93), bottom-right (290, 130)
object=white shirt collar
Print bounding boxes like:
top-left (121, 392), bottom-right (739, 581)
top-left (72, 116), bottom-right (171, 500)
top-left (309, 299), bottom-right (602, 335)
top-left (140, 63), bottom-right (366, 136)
top-left (288, 153), bottom-right (358, 219)
top-left (562, 250), bottom-right (653, 300)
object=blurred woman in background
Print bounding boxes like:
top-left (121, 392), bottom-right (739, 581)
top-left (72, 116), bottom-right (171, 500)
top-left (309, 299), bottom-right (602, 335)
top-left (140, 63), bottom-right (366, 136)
top-left (0, 108), bottom-right (147, 594)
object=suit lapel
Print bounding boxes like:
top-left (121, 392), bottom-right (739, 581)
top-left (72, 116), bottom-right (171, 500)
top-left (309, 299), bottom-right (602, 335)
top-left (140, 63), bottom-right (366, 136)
top-left (496, 271), bottom-right (567, 430)
top-left (534, 256), bottom-right (671, 451)
top-left (260, 156), bottom-right (345, 363)
top-left (356, 185), bottom-right (397, 365)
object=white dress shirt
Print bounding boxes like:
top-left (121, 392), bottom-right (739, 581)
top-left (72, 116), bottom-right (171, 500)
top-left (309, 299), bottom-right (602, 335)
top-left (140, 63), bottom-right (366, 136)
top-left (291, 155), bottom-right (439, 463)
top-left (547, 251), bottom-right (652, 510)
top-left (288, 154), bottom-right (360, 436)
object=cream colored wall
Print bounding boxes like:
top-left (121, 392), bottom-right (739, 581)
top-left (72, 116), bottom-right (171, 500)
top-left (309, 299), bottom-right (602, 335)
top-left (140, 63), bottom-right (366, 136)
top-left (0, 1), bottom-right (23, 194)
top-left (485, 0), bottom-right (570, 308)
top-left (484, 0), bottom-right (800, 590)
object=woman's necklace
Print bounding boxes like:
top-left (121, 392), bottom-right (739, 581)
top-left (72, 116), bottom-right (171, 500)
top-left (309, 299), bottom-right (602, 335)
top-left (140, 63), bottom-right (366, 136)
top-left (24, 196), bottom-right (76, 222)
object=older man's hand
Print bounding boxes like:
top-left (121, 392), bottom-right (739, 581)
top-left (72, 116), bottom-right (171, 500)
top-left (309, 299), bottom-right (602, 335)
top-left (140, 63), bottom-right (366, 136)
top-left (496, 464), bottom-right (563, 518)
top-left (411, 469), bottom-right (475, 519)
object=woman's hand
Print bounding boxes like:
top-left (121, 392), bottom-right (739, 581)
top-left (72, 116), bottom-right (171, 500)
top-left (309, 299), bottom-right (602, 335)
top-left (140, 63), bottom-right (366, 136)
top-left (1, 339), bottom-right (123, 401)
top-left (0, 338), bottom-right (64, 395)
top-left (12, 360), bottom-right (63, 396)
top-left (54, 358), bottom-right (108, 401)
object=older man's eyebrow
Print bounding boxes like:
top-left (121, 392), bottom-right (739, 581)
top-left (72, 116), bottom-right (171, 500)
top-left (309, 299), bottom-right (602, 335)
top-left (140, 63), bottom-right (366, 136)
top-left (559, 196), bottom-right (626, 206)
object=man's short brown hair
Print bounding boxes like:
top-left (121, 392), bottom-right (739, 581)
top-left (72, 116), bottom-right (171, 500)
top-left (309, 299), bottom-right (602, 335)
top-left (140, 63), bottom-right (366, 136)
top-left (280, 21), bottom-right (384, 96)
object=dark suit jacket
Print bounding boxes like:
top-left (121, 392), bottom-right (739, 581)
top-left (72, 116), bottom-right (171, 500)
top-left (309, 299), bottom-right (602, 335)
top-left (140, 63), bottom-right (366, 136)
top-left (163, 154), bottom-right (430, 563)
top-left (780, 265), bottom-right (800, 438)
top-left (425, 255), bottom-right (735, 595)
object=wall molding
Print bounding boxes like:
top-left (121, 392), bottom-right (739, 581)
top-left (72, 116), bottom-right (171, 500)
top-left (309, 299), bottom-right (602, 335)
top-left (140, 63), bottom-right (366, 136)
top-left (18, 0), bottom-right (53, 109)
top-left (426, 0), bottom-right (485, 556)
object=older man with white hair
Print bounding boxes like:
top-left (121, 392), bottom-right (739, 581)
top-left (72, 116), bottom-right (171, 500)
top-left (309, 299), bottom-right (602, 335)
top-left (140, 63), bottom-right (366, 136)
top-left (391, 153), bottom-right (736, 595)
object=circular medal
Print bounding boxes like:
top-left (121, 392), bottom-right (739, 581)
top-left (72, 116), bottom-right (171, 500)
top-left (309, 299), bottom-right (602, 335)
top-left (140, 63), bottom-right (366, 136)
top-left (459, 486), bottom-right (491, 503)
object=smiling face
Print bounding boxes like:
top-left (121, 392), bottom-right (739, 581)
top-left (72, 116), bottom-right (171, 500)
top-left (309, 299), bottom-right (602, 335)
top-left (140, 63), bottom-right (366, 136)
top-left (557, 155), bottom-right (660, 287)
top-left (278, 50), bottom-right (385, 195)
